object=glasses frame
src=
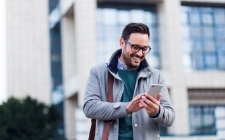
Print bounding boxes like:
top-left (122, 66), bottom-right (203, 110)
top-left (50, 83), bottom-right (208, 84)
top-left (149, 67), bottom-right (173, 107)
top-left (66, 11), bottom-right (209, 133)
top-left (124, 40), bottom-right (151, 54)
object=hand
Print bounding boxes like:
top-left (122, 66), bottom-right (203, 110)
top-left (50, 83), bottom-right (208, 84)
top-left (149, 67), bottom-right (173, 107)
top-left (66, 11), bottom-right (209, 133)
top-left (126, 94), bottom-right (145, 113)
top-left (140, 93), bottom-right (161, 116)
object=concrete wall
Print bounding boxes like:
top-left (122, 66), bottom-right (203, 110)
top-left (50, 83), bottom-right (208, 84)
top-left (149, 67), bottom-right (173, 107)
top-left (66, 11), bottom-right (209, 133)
top-left (0, 0), bottom-right (7, 104)
top-left (6, 0), bottom-right (51, 104)
top-left (158, 0), bottom-right (189, 135)
top-left (61, 0), bottom-right (97, 139)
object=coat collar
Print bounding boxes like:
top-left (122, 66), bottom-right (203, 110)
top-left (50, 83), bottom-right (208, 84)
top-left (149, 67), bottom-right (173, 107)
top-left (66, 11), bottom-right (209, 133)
top-left (107, 49), bottom-right (150, 74)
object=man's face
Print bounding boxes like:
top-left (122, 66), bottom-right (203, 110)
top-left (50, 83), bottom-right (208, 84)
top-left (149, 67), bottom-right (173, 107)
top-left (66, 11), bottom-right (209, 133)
top-left (119, 33), bottom-right (149, 69)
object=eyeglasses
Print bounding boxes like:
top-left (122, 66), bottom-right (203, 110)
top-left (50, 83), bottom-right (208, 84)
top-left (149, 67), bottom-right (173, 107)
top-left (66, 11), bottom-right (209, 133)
top-left (124, 40), bottom-right (151, 54)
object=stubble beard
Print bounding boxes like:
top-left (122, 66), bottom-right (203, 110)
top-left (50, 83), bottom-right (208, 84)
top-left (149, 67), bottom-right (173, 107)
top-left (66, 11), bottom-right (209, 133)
top-left (130, 53), bottom-right (144, 68)
top-left (122, 53), bottom-right (144, 69)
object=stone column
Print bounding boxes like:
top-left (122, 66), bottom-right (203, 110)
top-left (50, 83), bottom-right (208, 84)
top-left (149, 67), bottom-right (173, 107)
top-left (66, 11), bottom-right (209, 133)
top-left (158, 0), bottom-right (189, 135)
top-left (0, 0), bottom-right (7, 104)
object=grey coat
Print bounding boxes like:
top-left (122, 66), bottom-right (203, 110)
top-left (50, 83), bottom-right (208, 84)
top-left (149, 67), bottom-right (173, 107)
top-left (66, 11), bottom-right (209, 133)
top-left (83, 49), bottom-right (175, 140)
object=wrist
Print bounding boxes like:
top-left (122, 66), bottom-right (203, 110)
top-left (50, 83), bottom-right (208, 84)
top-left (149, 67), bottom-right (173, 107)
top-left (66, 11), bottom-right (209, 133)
top-left (126, 109), bottom-right (132, 117)
top-left (150, 106), bottom-right (160, 118)
top-left (126, 103), bottom-right (132, 116)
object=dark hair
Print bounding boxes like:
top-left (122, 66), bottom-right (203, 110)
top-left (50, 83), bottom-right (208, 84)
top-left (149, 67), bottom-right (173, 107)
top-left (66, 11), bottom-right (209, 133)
top-left (121, 23), bottom-right (150, 40)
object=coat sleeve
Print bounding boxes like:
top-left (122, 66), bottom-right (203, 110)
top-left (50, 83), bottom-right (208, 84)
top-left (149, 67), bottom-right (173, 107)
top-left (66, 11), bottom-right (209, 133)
top-left (83, 66), bottom-right (128, 120)
top-left (152, 72), bottom-right (175, 127)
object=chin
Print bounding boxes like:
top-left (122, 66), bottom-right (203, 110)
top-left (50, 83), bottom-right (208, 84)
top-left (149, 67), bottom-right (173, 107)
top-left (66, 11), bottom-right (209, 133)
top-left (131, 63), bottom-right (140, 68)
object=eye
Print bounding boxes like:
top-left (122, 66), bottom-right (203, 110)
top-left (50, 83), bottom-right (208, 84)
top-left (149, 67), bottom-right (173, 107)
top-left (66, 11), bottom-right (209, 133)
top-left (131, 45), bottom-right (140, 50)
top-left (142, 47), bottom-right (148, 51)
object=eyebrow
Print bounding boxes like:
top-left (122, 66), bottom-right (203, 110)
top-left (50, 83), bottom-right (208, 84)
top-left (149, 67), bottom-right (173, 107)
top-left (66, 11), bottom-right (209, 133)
top-left (125, 40), bottom-right (149, 47)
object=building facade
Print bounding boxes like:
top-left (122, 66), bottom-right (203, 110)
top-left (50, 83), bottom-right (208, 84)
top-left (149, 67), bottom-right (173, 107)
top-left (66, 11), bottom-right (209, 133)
top-left (53, 0), bottom-right (225, 139)
top-left (1, 0), bottom-right (225, 140)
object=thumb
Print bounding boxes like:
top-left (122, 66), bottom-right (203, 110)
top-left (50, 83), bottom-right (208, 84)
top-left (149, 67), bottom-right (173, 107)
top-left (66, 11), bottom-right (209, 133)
top-left (157, 93), bottom-right (162, 101)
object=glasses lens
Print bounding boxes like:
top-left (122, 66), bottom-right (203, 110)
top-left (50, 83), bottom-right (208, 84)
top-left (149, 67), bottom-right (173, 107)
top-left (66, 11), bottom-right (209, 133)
top-left (131, 45), bottom-right (140, 52)
top-left (132, 45), bottom-right (151, 54)
top-left (142, 47), bottom-right (150, 54)
top-left (125, 40), bottom-right (151, 54)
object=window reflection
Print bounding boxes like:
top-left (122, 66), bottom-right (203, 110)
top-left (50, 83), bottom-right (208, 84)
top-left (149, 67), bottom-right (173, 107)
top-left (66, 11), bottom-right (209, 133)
top-left (118, 10), bottom-right (130, 24)
top-left (189, 106), bottom-right (216, 135)
top-left (191, 26), bottom-right (201, 38)
top-left (130, 10), bottom-right (145, 23)
top-left (97, 6), bottom-right (160, 69)
top-left (182, 6), bottom-right (225, 70)
top-left (102, 9), bottom-right (117, 25)
top-left (215, 10), bottom-right (225, 25)
top-left (190, 12), bottom-right (200, 25)
top-left (203, 27), bottom-right (214, 39)
top-left (202, 14), bottom-right (213, 25)
top-left (204, 40), bottom-right (215, 52)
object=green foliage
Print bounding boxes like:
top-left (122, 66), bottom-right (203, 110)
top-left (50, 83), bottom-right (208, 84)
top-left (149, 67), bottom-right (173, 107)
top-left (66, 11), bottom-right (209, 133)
top-left (0, 96), bottom-right (59, 140)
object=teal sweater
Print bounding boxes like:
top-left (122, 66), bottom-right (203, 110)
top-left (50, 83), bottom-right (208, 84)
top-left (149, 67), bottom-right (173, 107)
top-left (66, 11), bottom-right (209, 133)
top-left (118, 69), bottom-right (138, 140)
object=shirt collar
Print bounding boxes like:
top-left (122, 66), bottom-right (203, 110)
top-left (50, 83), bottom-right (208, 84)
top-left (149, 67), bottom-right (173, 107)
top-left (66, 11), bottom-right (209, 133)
top-left (108, 49), bottom-right (149, 74)
top-left (117, 57), bottom-right (138, 71)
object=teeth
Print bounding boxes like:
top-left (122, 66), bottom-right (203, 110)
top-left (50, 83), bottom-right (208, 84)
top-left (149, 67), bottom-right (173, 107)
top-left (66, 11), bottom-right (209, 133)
top-left (133, 57), bottom-right (140, 60)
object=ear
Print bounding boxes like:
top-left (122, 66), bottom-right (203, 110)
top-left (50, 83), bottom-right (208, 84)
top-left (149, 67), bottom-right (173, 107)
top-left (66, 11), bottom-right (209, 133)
top-left (119, 38), bottom-right (125, 49)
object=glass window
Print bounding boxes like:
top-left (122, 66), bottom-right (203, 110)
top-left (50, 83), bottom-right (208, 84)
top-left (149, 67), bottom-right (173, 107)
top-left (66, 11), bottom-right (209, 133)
top-left (118, 10), bottom-right (130, 24)
top-left (191, 26), bottom-right (202, 39)
top-left (191, 52), bottom-right (204, 69)
top-left (201, 8), bottom-right (213, 25)
top-left (130, 10), bottom-right (145, 23)
top-left (182, 6), bottom-right (225, 70)
top-left (190, 12), bottom-right (201, 25)
top-left (183, 26), bottom-right (191, 39)
top-left (214, 9), bottom-right (225, 25)
top-left (189, 106), bottom-right (216, 135)
top-left (203, 26), bottom-right (214, 39)
top-left (49, 0), bottom-right (59, 13)
top-left (97, 4), bottom-right (160, 69)
top-left (102, 9), bottom-right (117, 26)
top-left (216, 27), bottom-right (225, 39)
top-left (205, 53), bottom-right (217, 69)
top-left (49, 20), bottom-right (65, 138)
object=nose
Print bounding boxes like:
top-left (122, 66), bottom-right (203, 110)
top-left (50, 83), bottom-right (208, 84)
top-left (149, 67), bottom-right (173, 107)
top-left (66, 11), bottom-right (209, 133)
top-left (136, 49), bottom-right (144, 56)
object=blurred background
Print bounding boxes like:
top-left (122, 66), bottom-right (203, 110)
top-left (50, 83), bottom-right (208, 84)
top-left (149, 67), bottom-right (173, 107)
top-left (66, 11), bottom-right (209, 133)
top-left (0, 0), bottom-right (225, 140)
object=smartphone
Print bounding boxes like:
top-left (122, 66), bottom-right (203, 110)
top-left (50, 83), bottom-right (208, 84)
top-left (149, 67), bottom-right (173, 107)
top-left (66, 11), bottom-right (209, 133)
top-left (147, 84), bottom-right (163, 98)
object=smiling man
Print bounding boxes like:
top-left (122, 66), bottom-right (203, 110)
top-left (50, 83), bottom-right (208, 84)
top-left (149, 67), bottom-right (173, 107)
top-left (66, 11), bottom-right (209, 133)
top-left (83, 23), bottom-right (175, 140)
top-left (120, 33), bottom-right (149, 69)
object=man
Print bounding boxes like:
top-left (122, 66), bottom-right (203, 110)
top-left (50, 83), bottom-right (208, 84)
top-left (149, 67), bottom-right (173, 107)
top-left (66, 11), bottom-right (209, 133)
top-left (83, 23), bottom-right (175, 140)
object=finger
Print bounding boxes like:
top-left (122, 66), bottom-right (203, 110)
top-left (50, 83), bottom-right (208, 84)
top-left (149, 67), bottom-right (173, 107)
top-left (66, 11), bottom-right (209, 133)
top-left (141, 95), bottom-right (160, 115)
top-left (141, 100), bottom-right (159, 114)
top-left (134, 94), bottom-right (143, 100)
top-left (141, 96), bottom-right (153, 106)
top-left (144, 94), bottom-right (158, 104)
top-left (157, 93), bottom-right (162, 101)
top-left (141, 96), bottom-right (154, 108)
top-left (141, 96), bottom-right (159, 111)
top-left (139, 102), bottom-right (145, 110)
top-left (141, 100), bottom-right (156, 114)
top-left (140, 99), bottom-right (149, 109)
